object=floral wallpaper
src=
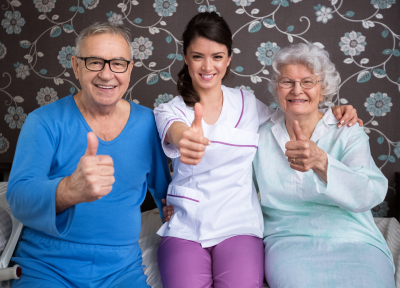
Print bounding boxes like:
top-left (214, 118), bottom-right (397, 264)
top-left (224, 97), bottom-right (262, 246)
top-left (0, 0), bottom-right (399, 218)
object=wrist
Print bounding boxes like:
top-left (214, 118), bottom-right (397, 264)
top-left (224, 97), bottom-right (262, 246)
top-left (313, 150), bottom-right (328, 182)
top-left (56, 176), bottom-right (76, 213)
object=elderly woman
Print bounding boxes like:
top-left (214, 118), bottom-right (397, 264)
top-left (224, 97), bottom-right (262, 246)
top-left (253, 43), bottom-right (395, 287)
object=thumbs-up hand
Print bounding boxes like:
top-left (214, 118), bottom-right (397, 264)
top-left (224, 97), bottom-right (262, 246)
top-left (285, 120), bottom-right (327, 173)
top-left (69, 132), bottom-right (115, 203)
top-left (179, 103), bottom-right (210, 165)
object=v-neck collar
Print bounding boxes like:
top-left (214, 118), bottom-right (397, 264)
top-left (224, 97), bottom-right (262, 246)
top-left (201, 85), bottom-right (228, 127)
top-left (70, 95), bottom-right (133, 146)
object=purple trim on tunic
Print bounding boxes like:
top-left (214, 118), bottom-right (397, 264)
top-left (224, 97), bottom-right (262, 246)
top-left (174, 106), bottom-right (187, 119)
top-left (162, 118), bottom-right (182, 141)
top-left (210, 141), bottom-right (258, 149)
top-left (234, 90), bottom-right (244, 128)
top-left (167, 194), bottom-right (199, 203)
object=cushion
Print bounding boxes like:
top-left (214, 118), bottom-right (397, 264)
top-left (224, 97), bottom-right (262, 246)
top-left (0, 183), bottom-right (12, 255)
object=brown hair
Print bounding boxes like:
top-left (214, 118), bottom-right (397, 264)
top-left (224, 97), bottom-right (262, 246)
top-left (177, 12), bottom-right (233, 107)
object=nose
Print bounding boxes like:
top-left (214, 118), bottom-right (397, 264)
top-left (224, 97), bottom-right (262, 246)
top-left (202, 58), bottom-right (212, 72)
top-left (98, 62), bottom-right (114, 80)
top-left (291, 81), bottom-right (303, 95)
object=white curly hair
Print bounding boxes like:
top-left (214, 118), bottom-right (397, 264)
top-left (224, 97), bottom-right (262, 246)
top-left (269, 42), bottom-right (341, 106)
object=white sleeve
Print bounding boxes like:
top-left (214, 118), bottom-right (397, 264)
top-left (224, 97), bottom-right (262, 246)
top-left (154, 100), bottom-right (190, 158)
top-left (302, 125), bottom-right (388, 213)
top-left (255, 98), bottom-right (274, 126)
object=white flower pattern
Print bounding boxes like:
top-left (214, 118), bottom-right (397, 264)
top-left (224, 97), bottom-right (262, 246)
top-left (132, 37), bottom-right (153, 60)
top-left (339, 31), bottom-right (367, 56)
top-left (316, 6), bottom-right (333, 24)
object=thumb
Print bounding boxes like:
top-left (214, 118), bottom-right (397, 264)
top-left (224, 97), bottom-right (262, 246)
top-left (293, 120), bottom-right (307, 141)
top-left (85, 132), bottom-right (98, 156)
top-left (332, 105), bottom-right (343, 120)
top-left (191, 103), bottom-right (203, 132)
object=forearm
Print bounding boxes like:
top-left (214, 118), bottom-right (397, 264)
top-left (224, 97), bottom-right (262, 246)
top-left (165, 121), bottom-right (189, 149)
top-left (55, 176), bottom-right (78, 214)
top-left (312, 150), bottom-right (328, 183)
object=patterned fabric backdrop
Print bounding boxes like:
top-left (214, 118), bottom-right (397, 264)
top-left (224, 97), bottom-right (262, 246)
top-left (0, 0), bottom-right (399, 218)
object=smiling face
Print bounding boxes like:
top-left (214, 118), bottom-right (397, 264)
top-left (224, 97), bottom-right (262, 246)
top-left (184, 37), bottom-right (231, 94)
top-left (71, 33), bottom-right (133, 108)
top-left (277, 64), bottom-right (324, 119)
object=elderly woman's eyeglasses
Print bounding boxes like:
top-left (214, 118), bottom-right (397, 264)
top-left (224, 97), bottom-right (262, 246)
top-left (77, 57), bottom-right (130, 73)
top-left (278, 77), bottom-right (321, 89)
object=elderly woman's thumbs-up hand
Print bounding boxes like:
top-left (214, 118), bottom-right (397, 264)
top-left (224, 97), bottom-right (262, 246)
top-left (285, 121), bottom-right (328, 181)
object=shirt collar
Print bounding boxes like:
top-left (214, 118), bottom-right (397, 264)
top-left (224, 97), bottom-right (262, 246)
top-left (269, 107), bottom-right (339, 150)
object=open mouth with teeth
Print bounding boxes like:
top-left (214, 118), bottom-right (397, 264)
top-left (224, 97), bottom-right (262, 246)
top-left (289, 99), bottom-right (307, 103)
top-left (199, 74), bottom-right (215, 81)
top-left (95, 84), bottom-right (116, 90)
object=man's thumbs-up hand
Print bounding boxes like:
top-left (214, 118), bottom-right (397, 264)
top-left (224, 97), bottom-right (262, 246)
top-left (179, 103), bottom-right (210, 165)
top-left (85, 131), bottom-right (99, 156)
top-left (285, 120), bottom-right (327, 174)
top-left (57, 132), bottom-right (115, 211)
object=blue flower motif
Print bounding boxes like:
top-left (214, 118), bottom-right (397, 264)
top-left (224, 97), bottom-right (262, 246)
top-left (0, 42), bottom-right (6, 60)
top-left (108, 12), bottom-right (123, 25)
top-left (34, 0), bottom-right (56, 13)
top-left (269, 102), bottom-right (282, 110)
top-left (83, 0), bottom-right (99, 10)
top-left (233, 0), bottom-right (255, 6)
top-left (339, 31), bottom-right (367, 56)
top-left (4, 106), bottom-right (27, 129)
top-left (154, 0), bottom-right (177, 17)
top-left (198, 5), bottom-right (220, 15)
top-left (371, 201), bottom-right (389, 217)
top-left (198, 5), bottom-right (208, 12)
top-left (272, 0), bottom-right (289, 6)
top-left (256, 42), bottom-right (280, 66)
top-left (371, 0), bottom-right (396, 9)
top-left (15, 62), bottom-right (30, 80)
top-left (154, 93), bottom-right (173, 108)
top-left (316, 5), bottom-right (333, 24)
top-left (0, 133), bottom-right (9, 154)
top-left (57, 46), bottom-right (76, 69)
top-left (235, 85), bottom-right (254, 94)
top-left (394, 143), bottom-right (400, 158)
top-left (2, 11), bottom-right (25, 34)
top-left (364, 92), bottom-right (392, 117)
top-left (132, 37), bottom-right (153, 60)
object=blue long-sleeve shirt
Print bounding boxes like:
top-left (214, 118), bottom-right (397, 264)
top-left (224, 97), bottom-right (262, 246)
top-left (7, 95), bottom-right (171, 246)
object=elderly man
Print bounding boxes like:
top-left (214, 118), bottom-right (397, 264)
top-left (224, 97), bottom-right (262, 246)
top-left (6, 22), bottom-right (171, 288)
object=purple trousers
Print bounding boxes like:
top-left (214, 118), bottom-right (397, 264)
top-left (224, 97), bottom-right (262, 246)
top-left (158, 235), bottom-right (264, 288)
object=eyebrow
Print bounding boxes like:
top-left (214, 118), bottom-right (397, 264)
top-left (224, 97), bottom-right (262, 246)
top-left (281, 76), bottom-right (315, 80)
top-left (87, 55), bottom-right (130, 61)
top-left (190, 52), bottom-right (226, 56)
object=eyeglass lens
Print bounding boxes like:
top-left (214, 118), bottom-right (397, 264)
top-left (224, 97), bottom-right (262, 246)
top-left (86, 58), bottom-right (128, 72)
top-left (279, 78), bottom-right (317, 89)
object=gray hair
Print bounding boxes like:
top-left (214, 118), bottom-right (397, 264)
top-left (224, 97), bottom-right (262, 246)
top-left (268, 43), bottom-right (340, 106)
top-left (75, 22), bottom-right (134, 60)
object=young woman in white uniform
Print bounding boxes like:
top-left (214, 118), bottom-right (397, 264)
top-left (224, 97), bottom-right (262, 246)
top-left (155, 12), bottom-right (360, 288)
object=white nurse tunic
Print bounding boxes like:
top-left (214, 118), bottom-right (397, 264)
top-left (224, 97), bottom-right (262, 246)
top-left (154, 85), bottom-right (273, 247)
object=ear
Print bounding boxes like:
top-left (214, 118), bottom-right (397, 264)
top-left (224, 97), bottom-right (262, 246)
top-left (227, 52), bottom-right (232, 67)
top-left (127, 60), bottom-right (134, 78)
top-left (71, 56), bottom-right (80, 80)
top-left (319, 85), bottom-right (325, 102)
top-left (183, 54), bottom-right (188, 65)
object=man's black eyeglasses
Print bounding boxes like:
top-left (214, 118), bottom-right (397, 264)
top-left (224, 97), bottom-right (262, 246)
top-left (77, 56), bottom-right (131, 73)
